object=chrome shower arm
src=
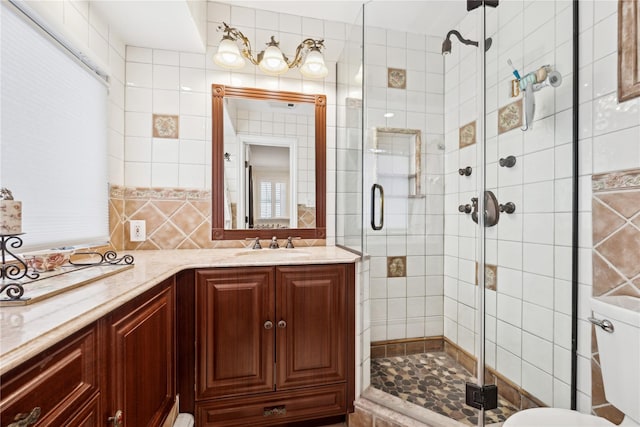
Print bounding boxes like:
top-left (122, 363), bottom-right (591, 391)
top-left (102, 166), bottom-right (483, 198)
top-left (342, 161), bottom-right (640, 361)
top-left (444, 30), bottom-right (479, 47)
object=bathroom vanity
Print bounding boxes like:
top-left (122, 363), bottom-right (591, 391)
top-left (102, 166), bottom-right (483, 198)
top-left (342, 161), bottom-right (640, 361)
top-left (0, 248), bottom-right (358, 427)
top-left (192, 264), bottom-right (354, 426)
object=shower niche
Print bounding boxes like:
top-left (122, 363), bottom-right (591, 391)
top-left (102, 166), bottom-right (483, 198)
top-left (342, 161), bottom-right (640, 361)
top-left (372, 128), bottom-right (423, 199)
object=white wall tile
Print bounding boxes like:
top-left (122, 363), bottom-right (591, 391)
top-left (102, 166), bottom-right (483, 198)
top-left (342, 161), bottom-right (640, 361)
top-left (126, 46), bottom-right (152, 63)
top-left (497, 320), bottom-right (522, 356)
top-left (522, 361), bottom-right (553, 405)
top-left (523, 331), bottom-right (553, 374)
top-left (522, 302), bottom-right (554, 341)
top-left (126, 62), bottom-right (152, 88)
top-left (497, 346), bottom-right (522, 386)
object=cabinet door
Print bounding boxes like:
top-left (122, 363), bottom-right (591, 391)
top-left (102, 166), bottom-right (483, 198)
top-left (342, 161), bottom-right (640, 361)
top-left (196, 267), bottom-right (275, 399)
top-left (275, 264), bottom-right (347, 389)
top-left (106, 279), bottom-right (175, 427)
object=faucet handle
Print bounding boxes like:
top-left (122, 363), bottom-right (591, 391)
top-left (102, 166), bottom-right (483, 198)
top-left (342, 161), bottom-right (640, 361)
top-left (286, 237), bottom-right (300, 248)
top-left (245, 237), bottom-right (262, 249)
top-left (269, 236), bottom-right (279, 249)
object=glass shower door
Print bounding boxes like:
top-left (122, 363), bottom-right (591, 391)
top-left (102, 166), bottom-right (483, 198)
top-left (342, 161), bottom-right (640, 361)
top-left (480, 1), bottom-right (576, 425)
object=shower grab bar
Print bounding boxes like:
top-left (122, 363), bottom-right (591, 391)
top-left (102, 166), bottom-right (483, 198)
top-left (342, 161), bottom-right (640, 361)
top-left (370, 184), bottom-right (384, 231)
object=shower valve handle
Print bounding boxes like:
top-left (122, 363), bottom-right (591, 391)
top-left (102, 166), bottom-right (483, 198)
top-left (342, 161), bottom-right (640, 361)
top-left (499, 202), bottom-right (516, 214)
top-left (458, 204), bottom-right (472, 214)
top-left (458, 166), bottom-right (472, 176)
top-left (499, 156), bottom-right (517, 168)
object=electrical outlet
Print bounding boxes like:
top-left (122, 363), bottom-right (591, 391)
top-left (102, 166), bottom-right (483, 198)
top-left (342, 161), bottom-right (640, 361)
top-left (130, 220), bottom-right (146, 242)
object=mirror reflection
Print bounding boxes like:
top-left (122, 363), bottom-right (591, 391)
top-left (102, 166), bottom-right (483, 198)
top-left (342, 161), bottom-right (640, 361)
top-left (222, 97), bottom-right (316, 230)
top-left (211, 84), bottom-right (326, 240)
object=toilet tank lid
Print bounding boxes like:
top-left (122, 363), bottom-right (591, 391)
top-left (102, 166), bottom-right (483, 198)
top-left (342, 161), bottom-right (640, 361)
top-left (591, 296), bottom-right (640, 327)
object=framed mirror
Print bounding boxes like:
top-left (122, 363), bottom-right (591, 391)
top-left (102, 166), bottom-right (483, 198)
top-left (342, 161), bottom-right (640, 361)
top-left (211, 84), bottom-right (326, 240)
top-left (618, 0), bottom-right (640, 102)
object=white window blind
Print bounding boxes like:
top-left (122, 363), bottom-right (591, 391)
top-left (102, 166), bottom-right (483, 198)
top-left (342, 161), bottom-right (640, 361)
top-left (1, 4), bottom-right (109, 252)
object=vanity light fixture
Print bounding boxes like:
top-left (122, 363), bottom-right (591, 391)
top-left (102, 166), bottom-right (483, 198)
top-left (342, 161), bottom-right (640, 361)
top-left (213, 22), bottom-right (328, 78)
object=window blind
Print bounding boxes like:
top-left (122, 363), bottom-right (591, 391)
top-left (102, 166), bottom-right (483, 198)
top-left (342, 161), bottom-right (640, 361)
top-left (1, 3), bottom-right (109, 252)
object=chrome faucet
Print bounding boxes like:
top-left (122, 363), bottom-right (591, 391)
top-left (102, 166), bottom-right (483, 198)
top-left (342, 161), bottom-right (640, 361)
top-left (286, 237), bottom-right (299, 248)
top-left (246, 237), bottom-right (261, 249)
top-left (269, 236), bottom-right (279, 249)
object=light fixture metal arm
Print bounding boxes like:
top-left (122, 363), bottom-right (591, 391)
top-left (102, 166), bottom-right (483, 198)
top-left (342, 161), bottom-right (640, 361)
top-left (218, 22), bottom-right (260, 65)
top-left (288, 39), bottom-right (325, 68)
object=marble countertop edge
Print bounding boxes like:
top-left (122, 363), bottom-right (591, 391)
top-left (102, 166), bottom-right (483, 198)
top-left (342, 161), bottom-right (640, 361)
top-left (0, 247), bottom-right (360, 376)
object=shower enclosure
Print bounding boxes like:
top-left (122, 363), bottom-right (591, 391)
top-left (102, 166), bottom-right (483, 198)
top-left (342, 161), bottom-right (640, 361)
top-left (336, 1), bottom-right (577, 425)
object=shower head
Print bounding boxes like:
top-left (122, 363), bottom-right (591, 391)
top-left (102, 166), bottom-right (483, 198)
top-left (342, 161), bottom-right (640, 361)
top-left (485, 37), bottom-right (492, 51)
top-left (441, 38), bottom-right (452, 55)
top-left (441, 29), bottom-right (492, 56)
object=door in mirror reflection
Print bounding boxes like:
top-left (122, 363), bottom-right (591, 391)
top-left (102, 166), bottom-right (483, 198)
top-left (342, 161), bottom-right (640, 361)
top-left (222, 97), bottom-right (315, 230)
top-left (243, 143), bottom-right (294, 230)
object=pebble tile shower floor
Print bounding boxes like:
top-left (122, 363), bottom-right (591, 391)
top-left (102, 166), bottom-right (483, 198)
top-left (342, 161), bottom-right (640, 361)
top-left (371, 351), bottom-right (519, 425)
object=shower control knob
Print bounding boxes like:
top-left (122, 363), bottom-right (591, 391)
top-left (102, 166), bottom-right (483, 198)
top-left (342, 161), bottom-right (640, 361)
top-left (458, 204), bottom-right (472, 214)
top-left (458, 166), bottom-right (472, 176)
top-left (499, 202), bottom-right (516, 214)
top-left (499, 156), bottom-right (517, 168)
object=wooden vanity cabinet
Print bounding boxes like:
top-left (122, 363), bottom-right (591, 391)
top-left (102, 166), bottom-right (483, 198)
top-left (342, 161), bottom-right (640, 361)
top-left (194, 263), bottom-right (355, 427)
top-left (0, 277), bottom-right (176, 427)
top-left (0, 324), bottom-right (100, 427)
top-left (104, 277), bottom-right (176, 427)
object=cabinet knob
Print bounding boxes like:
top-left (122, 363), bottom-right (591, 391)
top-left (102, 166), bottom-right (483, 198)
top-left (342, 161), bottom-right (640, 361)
top-left (108, 409), bottom-right (124, 427)
top-left (8, 407), bottom-right (41, 427)
top-left (264, 320), bottom-right (274, 329)
top-left (277, 320), bottom-right (287, 329)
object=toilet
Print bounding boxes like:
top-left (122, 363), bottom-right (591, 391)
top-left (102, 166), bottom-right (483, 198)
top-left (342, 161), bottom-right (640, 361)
top-left (504, 295), bottom-right (640, 427)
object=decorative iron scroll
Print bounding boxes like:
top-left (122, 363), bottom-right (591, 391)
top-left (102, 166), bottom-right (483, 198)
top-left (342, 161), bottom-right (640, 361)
top-left (1, 235), bottom-right (135, 302)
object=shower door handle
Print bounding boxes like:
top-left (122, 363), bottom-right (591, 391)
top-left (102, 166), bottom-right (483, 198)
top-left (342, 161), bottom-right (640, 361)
top-left (370, 183), bottom-right (384, 231)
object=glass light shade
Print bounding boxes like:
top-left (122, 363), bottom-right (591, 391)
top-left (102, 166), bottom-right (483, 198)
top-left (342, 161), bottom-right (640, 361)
top-left (300, 48), bottom-right (328, 78)
top-left (258, 45), bottom-right (288, 75)
top-left (213, 38), bottom-right (245, 69)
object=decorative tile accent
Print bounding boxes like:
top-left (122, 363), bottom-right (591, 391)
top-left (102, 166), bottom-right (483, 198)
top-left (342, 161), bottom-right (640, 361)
top-left (108, 185), bottom-right (325, 250)
top-left (387, 68), bottom-right (406, 89)
top-left (459, 121), bottom-right (476, 148)
top-left (474, 262), bottom-right (497, 290)
top-left (497, 98), bottom-right (523, 134)
top-left (152, 114), bottom-right (179, 138)
top-left (297, 205), bottom-right (316, 228)
top-left (593, 169), bottom-right (640, 192)
top-left (346, 97), bottom-right (363, 109)
top-left (485, 264), bottom-right (497, 290)
top-left (387, 256), bottom-right (406, 277)
top-left (371, 337), bottom-right (444, 358)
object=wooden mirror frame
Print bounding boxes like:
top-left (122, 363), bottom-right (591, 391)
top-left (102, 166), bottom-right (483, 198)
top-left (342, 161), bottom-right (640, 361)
top-left (618, 0), bottom-right (640, 102)
top-left (211, 84), bottom-right (326, 240)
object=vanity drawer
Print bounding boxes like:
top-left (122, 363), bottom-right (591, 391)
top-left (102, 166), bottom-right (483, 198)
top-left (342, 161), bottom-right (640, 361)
top-left (196, 384), bottom-right (346, 426)
top-left (0, 324), bottom-right (99, 426)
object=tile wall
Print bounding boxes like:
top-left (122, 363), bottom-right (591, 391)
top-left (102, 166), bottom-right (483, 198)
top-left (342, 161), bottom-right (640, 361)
top-left (583, 0), bottom-right (640, 421)
top-left (120, 1), bottom-right (342, 245)
top-left (361, 21), bottom-right (446, 350)
top-left (590, 169), bottom-right (640, 423)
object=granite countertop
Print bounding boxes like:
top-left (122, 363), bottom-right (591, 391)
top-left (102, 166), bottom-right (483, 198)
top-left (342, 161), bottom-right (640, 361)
top-left (0, 246), bottom-right (360, 376)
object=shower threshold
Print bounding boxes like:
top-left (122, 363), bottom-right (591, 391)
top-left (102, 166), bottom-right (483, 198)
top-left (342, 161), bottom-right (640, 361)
top-left (369, 351), bottom-right (518, 426)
